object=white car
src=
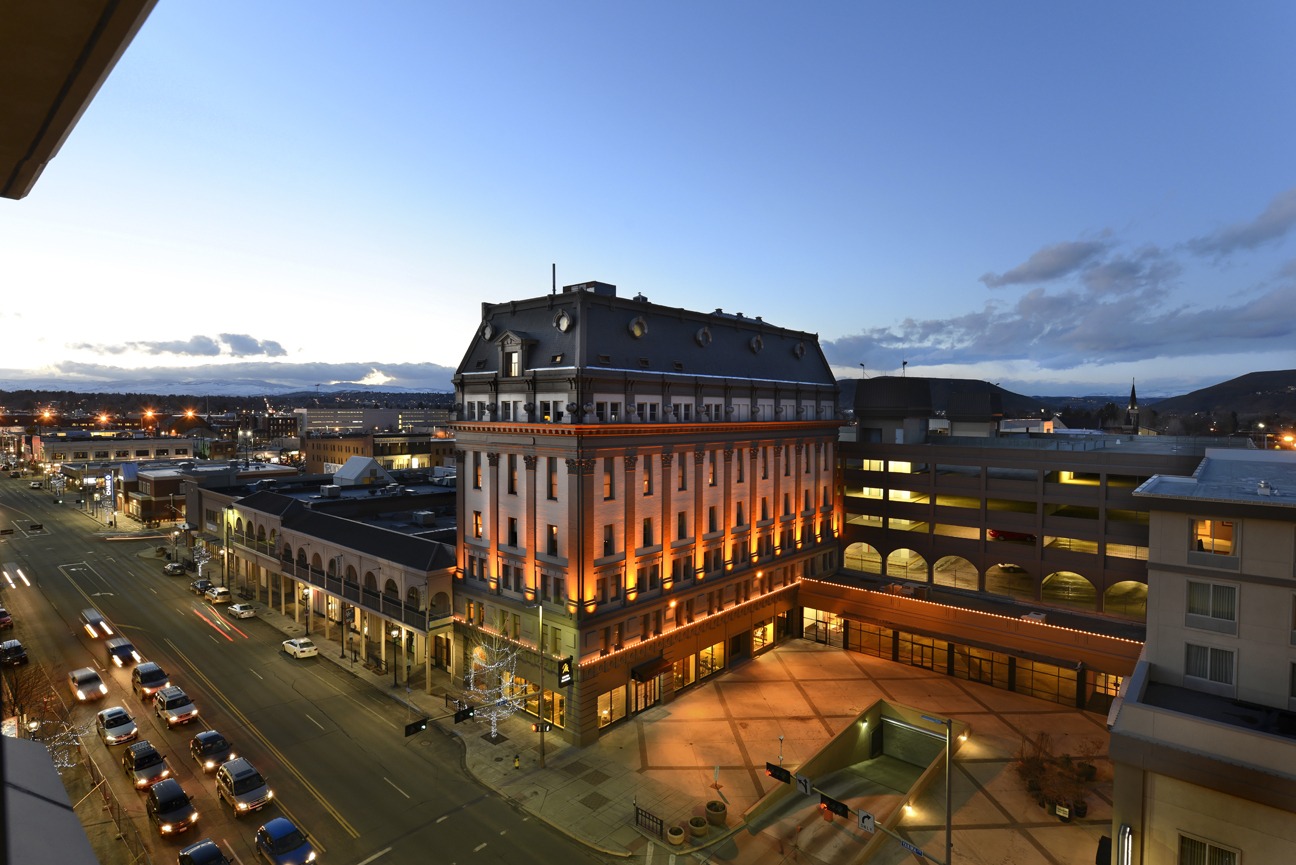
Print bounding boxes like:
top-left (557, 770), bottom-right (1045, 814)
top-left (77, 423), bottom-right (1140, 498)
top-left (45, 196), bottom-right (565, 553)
top-left (282, 638), bottom-right (317, 659)
top-left (95, 706), bottom-right (139, 745)
top-left (227, 603), bottom-right (255, 619)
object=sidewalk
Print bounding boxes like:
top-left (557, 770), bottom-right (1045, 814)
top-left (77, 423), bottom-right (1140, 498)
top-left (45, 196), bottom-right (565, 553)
top-left (251, 597), bottom-right (1115, 865)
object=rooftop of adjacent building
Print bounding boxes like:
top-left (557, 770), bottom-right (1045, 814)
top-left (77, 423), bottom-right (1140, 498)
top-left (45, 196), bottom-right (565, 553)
top-left (1135, 447), bottom-right (1296, 505)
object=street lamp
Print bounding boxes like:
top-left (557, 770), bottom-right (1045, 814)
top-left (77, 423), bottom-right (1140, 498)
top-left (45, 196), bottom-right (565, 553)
top-left (390, 627), bottom-right (401, 687)
top-left (921, 714), bottom-right (953, 865)
top-left (1258, 423), bottom-right (1270, 450)
top-left (529, 599), bottom-right (547, 768)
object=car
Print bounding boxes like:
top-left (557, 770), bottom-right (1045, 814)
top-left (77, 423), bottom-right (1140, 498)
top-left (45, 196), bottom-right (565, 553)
top-left (190, 578), bottom-right (213, 595)
top-left (155, 686), bottom-right (199, 726)
top-left (282, 638), bottom-right (317, 659)
top-left (0, 606), bottom-right (12, 628)
top-left (28, 481), bottom-right (41, 489)
top-left (69, 667), bottom-right (109, 702)
top-left (1, 639), bottom-right (29, 666)
top-left (122, 740), bottom-right (171, 789)
top-left (80, 607), bottom-right (114, 638)
top-left (204, 586), bottom-right (232, 604)
top-left (164, 561), bottom-right (187, 576)
top-left (995, 562), bottom-right (1027, 573)
top-left (254, 817), bottom-right (315, 865)
top-left (178, 839), bottom-right (231, 865)
top-left (132, 661), bottom-right (171, 698)
top-left (145, 777), bottom-right (200, 836)
top-left (189, 730), bottom-right (236, 773)
top-left (95, 706), bottom-right (139, 745)
top-left (988, 529), bottom-right (1036, 543)
top-left (7, 471), bottom-right (18, 478)
top-left (227, 603), bottom-right (255, 619)
top-left (215, 757), bottom-right (274, 816)
top-left (105, 636), bottom-right (143, 667)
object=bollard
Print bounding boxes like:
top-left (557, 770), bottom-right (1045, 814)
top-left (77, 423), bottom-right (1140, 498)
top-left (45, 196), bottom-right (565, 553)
top-left (513, 754), bottom-right (520, 770)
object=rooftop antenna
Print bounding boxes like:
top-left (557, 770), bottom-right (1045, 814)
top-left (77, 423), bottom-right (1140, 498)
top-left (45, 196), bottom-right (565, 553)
top-left (859, 362), bottom-right (869, 379)
top-left (902, 359), bottom-right (908, 377)
top-left (552, 263), bottom-right (556, 295)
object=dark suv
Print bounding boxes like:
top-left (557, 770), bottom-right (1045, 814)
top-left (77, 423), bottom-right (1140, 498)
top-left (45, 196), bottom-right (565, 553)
top-left (122, 740), bottom-right (171, 789)
top-left (189, 730), bottom-right (235, 773)
top-left (146, 777), bottom-right (199, 836)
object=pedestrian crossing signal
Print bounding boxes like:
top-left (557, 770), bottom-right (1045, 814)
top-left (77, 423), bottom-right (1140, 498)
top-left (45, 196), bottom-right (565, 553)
top-left (453, 705), bottom-right (475, 723)
top-left (558, 656), bottom-right (574, 687)
top-left (765, 762), bottom-right (792, 784)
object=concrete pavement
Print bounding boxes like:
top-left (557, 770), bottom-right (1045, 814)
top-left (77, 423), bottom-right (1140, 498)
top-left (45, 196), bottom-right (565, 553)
top-left (255, 600), bottom-right (1114, 865)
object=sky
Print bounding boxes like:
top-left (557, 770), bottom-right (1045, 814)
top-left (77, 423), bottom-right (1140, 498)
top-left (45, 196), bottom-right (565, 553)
top-left (2, 2), bottom-right (1294, 398)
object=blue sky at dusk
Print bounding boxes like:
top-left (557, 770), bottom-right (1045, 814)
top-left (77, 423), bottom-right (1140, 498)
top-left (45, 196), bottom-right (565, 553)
top-left (2, 2), bottom-right (1294, 396)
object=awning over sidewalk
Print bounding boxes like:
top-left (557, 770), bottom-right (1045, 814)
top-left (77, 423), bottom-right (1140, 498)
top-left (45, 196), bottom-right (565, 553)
top-left (631, 656), bottom-right (672, 682)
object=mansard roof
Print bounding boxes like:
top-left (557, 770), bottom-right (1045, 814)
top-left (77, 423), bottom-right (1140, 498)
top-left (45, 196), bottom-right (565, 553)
top-left (454, 283), bottom-right (836, 388)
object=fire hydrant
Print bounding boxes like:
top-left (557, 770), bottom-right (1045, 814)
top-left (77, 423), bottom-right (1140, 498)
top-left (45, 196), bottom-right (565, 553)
top-left (513, 754), bottom-right (520, 770)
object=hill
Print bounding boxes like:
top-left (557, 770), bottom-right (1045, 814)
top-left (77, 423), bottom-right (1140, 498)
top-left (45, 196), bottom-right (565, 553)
top-left (1140, 369), bottom-right (1296, 419)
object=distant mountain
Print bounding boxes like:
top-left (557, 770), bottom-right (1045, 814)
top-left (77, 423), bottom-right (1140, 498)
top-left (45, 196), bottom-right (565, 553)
top-left (1139, 369), bottom-right (1296, 418)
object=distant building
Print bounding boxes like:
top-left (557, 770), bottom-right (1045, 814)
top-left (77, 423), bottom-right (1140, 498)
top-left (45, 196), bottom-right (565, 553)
top-left (304, 431), bottom-right (454, 474)
top-left (1108, 449), bottom-right (1296, 864)
top-left (294, 407), bottom-right (450, 434)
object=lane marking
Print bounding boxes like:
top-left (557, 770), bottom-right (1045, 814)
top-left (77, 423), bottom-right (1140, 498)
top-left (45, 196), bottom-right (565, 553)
top-left (355, 848), bottom-right (392, 865)
top-left (249, 668), bottom-right (263, 680)
top-left (383, 777), bottom-right (409, 799)
top-left (305, 713), bottom-right (325, 731)
top-left (436, 815), bottom-right (449, 823)
top-left (165, 638), bottom-right (356, 840)
top-left (474, 842), bottom-right (487, 852)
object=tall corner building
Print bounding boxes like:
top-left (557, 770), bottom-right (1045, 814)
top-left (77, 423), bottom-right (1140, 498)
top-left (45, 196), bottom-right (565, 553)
top-left (1109, 449), bottom-right (1296, 864)
top-left (451, 281), bottom-right (840, 745)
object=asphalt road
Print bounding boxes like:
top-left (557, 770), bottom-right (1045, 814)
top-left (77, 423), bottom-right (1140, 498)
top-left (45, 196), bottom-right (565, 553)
top-left (0, 478), bottom-right (609, 865)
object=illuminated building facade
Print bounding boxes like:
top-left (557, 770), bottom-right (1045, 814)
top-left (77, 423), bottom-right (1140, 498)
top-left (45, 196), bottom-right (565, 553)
top-left (451, 282), bottom-right (840, 745)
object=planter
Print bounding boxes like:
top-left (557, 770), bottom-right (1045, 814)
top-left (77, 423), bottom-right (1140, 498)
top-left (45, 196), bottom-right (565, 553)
top-left (1072, 799), bottom-right (1088, 818)
top-left (688, 816), bottom-right (709, 838)
top-left (705, 800), bottom-right (728, 826)
top-left (666, 826), bottom-right (685, 846)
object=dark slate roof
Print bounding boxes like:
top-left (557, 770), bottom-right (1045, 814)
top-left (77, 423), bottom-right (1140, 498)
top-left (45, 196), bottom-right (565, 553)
top-left (854, 376), bottom-right (933, 418)
top-left (454, 284), bottom-right (836, 387)
top-left (236, 492), bottom-right (454, 572)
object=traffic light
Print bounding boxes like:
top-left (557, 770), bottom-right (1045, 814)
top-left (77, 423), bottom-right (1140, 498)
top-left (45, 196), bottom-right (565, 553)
top-left (819, 794), bottom-right (849, 818)
top-left (765, 762), bottom-right (792, 784)
top-left (453, 705), bottom-right (475, 723)
top-left (404, 718), bottom-right (428, 737)
top-left (531, 722), bottom-right (553, 732)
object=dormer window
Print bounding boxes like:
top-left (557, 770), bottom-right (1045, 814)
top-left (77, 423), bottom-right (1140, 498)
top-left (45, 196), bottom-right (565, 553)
top-left (505, 350), bottom-right (520, 377)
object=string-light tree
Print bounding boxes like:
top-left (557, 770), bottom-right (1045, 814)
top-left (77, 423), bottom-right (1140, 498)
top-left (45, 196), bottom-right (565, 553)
top-left (193, 546), bottom-right (212, 579)
top-left (464, 627), bottom-right (524, 740)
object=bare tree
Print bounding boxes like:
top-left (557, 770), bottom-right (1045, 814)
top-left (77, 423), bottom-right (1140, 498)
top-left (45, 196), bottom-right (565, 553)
top-left (464, 627), bottom-right (524, 739)
top-left (2, 663), bottom-right (90, 772)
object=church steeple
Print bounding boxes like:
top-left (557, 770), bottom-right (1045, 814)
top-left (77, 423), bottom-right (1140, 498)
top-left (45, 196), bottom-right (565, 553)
top-left (1126, 379), bottom-right (1139, 433)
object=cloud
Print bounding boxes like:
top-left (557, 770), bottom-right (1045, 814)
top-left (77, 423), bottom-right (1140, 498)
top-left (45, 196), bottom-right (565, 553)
top-left (0, 361), bottom-right (456, 395)
top-left (1188, 186), bottom-right (1296, 257)
top-left (979, 239), bottom-right (1109, 287)
top-left (67, 333), bottom-right (286, 358)
top-left (219, 334), bottom-right (287, 357)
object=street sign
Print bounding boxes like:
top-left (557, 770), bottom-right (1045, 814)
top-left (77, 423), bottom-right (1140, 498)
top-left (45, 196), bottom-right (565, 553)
top-left (795, 773), bottom-right (812, 796)
top-left (898, 839), bottom-right (925, 858)
top-left (857, 810), bottom-right (875, 833)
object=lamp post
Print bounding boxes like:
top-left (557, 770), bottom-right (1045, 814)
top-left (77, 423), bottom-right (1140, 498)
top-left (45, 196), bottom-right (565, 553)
top-left (921, 714), bottom-right (953, 865)
top-left (172, 530), bottom-right (180, 563)
top-left (390, 627), bottom-right (401, 687)
top-left (530, 600), bottom-right (547, 768)
top-left (1258, 423), bottom-right (1269, 450)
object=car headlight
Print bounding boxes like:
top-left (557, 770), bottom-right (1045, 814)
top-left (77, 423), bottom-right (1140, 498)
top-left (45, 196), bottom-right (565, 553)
top-left (160, 823), bottom-right (174, 833)
top-left (306, 851), bottom-right (316, 862)
top-left (161, 769), bottom-right (170, 778)
top-left (237, 802), bottom-right (249, 810)
top-left (188, 811), bottom-right (199, 823)
top-left (204, 759), bottom-right (215, 769)
top-left (98, 684), bottom-right (107, 695)
top-left (75, 689), bottom-right (86, 700)
top-left (113, 656), bottom-right (123, 667)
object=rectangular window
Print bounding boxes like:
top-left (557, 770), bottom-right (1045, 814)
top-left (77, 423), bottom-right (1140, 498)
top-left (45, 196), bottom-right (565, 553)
top-left (708, 451), bottom-right (717, 486)
top-left (1185, 643), bottom-right (1234, 689)
top-left (708, 506), bottom-right (717, 533)
top-left (735, 501), bottom-right (745, 527)
top-left (505, 350), bottom-right (520, 377)
top-left (642, 518), bottom-right (654, 548)
top-left (1191, 518), bottom-right (1236, 555)
top-left (546, 524), bottom-right (558, 556)
top-left (547, 457), bottom-right (558, 500)
top-left (1186, 580), bottom-right (1237, 634)
top-left (736, 452), bottom-right (744, 484)
top-left (761, 447), bottom-right (769, 479)
top-left (603, 457), bottom-right (615, 500)
top-left (642, 454), bottom-right (653, 495)
top-left (1178, 834), bottom-right (1237, 865)
top-left (507, 517), bottom-right (518, 548)
top-left (472, 511), bottom-right (483, 539)
top-left (783, 445), bottom-right (790, 476)
top-left (507, 454), bottom-right (518, 494)
top-left (500, 401), bottom-right (512, 421)
top-left (603, 524), bottom-right (615, 557)
top-left (782, 493), bottom-right (790, 516)
top-left (760, 497), bottom-right (769, 521)
top-left (473, 452), bottom-right (482, 489)
top-left (677, 511), bottom-right (688, 541)
top-left (678, 458), bottom-right (687, 491)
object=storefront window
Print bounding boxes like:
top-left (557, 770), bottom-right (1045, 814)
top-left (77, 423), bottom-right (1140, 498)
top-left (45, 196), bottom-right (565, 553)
top-left (673, 656), bottom-right (695, 691)
top-left (698, 641), bottom-right (726, 678)
top-left (598, 685), bottom-right (627, 728)
top-left (1014, 659), bottom-right (1077, 705)
top-left (753, 619), bottom-right (774, 652)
